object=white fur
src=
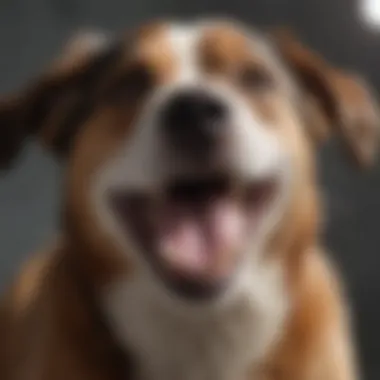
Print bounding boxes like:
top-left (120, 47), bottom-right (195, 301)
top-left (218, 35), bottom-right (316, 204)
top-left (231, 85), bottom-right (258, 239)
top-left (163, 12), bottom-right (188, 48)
top-left (168, 24), bottom-right (200, 83)
top-left (103, 256), bottom-right (289, 380)
top-left (93, 22), bottom-right (293, 380)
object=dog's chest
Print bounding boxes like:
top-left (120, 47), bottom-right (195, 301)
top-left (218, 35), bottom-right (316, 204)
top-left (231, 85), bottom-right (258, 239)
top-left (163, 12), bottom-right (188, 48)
top-left (134, 307), bottom-right (259, 380)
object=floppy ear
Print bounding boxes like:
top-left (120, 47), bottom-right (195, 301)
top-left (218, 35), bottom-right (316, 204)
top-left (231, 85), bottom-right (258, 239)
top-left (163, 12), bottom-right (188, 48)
top-left (0, 30), bottom-right (121, 171)
top-left (271, 29), bottom-right (380, 168)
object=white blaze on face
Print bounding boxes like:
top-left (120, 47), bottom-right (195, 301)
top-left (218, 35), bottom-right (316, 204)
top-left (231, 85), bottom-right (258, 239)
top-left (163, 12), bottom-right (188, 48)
top-left (167, 24), bottom-right (201, 84)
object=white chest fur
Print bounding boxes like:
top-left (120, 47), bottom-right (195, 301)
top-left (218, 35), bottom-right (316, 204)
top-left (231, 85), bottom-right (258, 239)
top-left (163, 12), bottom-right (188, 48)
top-left (102, 262), bottom-right (289, 380)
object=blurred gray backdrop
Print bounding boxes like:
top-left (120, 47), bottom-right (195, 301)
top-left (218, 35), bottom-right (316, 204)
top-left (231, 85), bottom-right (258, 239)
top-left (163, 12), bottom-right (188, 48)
top-left (1, 0), bottom-right (380, 378)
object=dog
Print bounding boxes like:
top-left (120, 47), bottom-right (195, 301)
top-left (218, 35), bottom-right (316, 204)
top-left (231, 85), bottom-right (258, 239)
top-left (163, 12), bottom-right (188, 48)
top-left (0, 18), bottom-right (379, 380)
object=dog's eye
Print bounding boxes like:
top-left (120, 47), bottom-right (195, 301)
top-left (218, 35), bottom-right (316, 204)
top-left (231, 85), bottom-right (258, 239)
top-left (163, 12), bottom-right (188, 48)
top-left (107, 64), bottom-right (153, 103)
top-left (237, 66), bottom-right (275, 92)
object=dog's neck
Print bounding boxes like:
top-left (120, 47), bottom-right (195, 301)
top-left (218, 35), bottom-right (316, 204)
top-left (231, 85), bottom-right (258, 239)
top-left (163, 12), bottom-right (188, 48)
top-left (101, 256), bottom-right (289, 380)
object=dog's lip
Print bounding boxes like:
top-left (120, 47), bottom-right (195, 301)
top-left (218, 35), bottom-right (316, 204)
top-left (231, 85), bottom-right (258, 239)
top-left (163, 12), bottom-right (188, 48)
top-left (108, 174), bottom-right (278, 300)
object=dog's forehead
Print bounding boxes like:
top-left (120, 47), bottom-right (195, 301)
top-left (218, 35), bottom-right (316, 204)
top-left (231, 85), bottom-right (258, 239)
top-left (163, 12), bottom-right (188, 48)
top-left (130, 21), bottom-right (273, 73)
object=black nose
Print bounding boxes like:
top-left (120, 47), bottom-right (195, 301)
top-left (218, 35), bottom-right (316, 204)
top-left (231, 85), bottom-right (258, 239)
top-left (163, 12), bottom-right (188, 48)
top-left (160, 89), bottom-right (228, 155)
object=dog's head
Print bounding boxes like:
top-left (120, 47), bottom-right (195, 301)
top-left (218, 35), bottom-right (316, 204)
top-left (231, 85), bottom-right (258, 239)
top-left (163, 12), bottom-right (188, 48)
top-left (1, 20), bottom-right (379, 303)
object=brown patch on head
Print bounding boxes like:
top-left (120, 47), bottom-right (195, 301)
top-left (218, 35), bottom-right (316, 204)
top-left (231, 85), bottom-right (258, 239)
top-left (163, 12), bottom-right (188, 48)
top-left (199, 24), bottom-right (290, 126)
top-left (98, 22), bottom-right (176, 108)
top-left (133, 23), bottom-right (176, 84)
top-left (199, 24), bottom-right (255, 73)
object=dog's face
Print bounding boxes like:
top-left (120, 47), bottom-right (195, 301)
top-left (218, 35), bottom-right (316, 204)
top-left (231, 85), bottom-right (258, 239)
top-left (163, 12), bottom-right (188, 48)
top-left (93, 22), bottom-right (300, 301)
top-left (0, 20), bottom-right (379, 303)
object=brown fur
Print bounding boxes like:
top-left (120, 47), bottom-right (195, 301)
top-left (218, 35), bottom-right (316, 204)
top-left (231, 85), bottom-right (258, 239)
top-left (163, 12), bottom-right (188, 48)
top-left (0, 243), bottom-right (131, 380)
top-left (0, 21), bottom-right (378, 380)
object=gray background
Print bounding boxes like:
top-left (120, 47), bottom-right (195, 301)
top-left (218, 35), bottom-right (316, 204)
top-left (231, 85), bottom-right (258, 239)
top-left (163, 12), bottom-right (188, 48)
top-left (0, 0), bottom-right (380, 378)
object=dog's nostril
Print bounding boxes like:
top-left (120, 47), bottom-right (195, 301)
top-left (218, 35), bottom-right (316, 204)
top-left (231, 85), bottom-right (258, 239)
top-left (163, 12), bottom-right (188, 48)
top-left (160, 89), bottom-right (228, 150)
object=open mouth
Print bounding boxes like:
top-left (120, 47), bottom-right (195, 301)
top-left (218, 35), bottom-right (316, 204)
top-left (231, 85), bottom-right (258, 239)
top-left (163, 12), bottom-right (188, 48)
top-left (109, 175), bottom-right (277, 300)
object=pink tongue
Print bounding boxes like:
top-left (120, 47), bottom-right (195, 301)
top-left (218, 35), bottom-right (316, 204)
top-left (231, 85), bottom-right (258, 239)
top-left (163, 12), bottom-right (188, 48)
top-left (158, 199), bottom-right (246, 279)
